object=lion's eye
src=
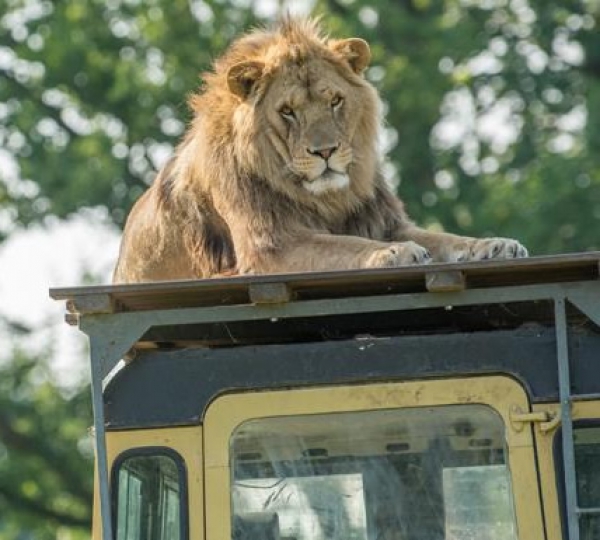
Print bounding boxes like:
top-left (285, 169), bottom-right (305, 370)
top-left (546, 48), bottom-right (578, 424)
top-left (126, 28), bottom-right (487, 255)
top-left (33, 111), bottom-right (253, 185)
top-left (280, 105), bottom-right (295, 120)
top-left (331, 95), bottom-right (344, 109)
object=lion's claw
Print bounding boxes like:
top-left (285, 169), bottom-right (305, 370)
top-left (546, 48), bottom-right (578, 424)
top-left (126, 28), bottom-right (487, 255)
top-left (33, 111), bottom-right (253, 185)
top-left (467, 238), bottom-right (528, 261)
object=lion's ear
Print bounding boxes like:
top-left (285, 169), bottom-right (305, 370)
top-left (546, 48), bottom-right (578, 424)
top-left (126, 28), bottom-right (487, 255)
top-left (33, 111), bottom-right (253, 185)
top-left (330, 38), bottom-right (371, 74)
top-left (227, 61), bottom-right (265, 99)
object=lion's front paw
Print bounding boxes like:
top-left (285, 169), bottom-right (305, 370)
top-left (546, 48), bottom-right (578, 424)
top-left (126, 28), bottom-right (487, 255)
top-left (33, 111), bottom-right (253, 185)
top-left (366, 241), bottom-right (432, 268)
top-left (464, 238), bottom-right (528, 262)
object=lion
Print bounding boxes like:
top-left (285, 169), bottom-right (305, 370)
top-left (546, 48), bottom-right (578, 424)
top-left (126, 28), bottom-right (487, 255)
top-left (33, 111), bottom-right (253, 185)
top-left (113, 18), bottom-right (527, 284)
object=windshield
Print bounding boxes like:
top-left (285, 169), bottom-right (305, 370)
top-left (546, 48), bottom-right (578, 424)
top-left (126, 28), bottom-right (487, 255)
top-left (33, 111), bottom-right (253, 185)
top-left (230, 404), bottom-right (518, 540)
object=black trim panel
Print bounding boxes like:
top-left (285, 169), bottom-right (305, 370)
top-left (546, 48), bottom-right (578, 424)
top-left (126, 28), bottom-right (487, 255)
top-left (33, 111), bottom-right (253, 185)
top-left (104, 326), bottom-right (600, 429)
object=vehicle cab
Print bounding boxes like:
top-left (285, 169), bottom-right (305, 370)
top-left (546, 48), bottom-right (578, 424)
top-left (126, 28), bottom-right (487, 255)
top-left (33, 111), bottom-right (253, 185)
top-left (51, 253), bottom-right (600, 540)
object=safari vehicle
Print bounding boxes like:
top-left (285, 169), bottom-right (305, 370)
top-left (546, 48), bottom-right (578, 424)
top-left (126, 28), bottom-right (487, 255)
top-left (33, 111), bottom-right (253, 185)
top-left (51, 252), bottom-right (600, 540)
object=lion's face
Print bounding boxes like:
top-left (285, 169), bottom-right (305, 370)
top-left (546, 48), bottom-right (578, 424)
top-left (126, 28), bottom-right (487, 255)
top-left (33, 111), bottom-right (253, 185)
top-left (225, 34), bottom-right (376, 199)
top-left (260, 58), bottom-right (359, 195)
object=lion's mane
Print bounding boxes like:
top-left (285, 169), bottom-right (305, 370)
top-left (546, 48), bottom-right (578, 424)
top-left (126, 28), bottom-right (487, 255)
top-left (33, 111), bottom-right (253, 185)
top-left (113, 18), bottom-right (411, 282)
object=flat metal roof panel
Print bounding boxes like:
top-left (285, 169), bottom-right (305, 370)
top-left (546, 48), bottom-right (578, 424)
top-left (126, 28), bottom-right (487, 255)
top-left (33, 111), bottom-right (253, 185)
top-left (50, 252), bottom-right (600, 316)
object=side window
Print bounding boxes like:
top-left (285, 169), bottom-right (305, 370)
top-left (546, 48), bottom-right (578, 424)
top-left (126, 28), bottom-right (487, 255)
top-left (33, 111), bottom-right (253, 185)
top-left (574, 426), bottom-right (600, 539)
top-left (114, 450), bottom-right (186, 540)
top-left (230, 404), bottom-right (518, 540)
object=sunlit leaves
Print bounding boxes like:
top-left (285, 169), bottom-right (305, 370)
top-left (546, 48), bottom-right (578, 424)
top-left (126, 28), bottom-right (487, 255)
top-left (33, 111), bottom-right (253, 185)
top-left (318, 0), bottom-right (600, 252)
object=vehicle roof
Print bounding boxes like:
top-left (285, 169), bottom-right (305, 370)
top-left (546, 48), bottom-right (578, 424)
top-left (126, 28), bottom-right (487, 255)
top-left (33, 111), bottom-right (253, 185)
top-left (50, 252), bottom-right (600, 319)
top-left (49, 252), bottom-right (600, 428)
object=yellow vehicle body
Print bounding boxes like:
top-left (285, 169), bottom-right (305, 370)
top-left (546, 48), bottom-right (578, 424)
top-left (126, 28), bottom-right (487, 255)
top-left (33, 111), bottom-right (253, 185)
top-left (52, 253), bottom-right (600, 540)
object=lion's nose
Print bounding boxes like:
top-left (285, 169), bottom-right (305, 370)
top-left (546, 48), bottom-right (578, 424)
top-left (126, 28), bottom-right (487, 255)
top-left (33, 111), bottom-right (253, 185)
top-left (308, 144), bottom-right (339, 160)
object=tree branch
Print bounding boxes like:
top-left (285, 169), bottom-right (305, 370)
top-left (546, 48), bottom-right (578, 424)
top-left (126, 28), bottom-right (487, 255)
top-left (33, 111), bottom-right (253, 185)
top-left (0, 482), bottom-right (91, 529)
top-left (0, 410), bottom-right (93, 503)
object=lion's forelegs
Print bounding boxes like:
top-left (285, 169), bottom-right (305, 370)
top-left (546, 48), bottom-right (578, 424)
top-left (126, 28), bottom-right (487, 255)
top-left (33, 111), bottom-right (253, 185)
top-left (396, 227), bottom-right (528, 263)
top-left (238, 233), bottom-right (432, 274)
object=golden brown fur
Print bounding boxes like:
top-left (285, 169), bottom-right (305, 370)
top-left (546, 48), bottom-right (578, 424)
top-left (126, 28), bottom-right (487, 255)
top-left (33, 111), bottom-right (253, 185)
top-left (113, 18), bottom-right (527, 283)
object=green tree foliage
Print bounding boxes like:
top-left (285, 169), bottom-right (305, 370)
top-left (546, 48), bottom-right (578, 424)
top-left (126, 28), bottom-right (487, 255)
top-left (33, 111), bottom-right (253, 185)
top-left (2, 0), bottom-right (599, 251)
top-left (318, 0), bottom-right (600, 252)
top-left (0, 0), bottom-right (258, 230)
top-left (1, 1), bottom-right (600, 538)
top-left (0, 333), bottom-right (93, 539)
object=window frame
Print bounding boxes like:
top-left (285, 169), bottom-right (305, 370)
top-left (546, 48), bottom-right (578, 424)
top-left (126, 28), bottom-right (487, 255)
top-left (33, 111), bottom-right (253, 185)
top-left (554, 418), bottom-right (600, 540)
top-left (111, 446), bottom-right (189, 540)
top-left (203, 376), bottom-right (545, 540)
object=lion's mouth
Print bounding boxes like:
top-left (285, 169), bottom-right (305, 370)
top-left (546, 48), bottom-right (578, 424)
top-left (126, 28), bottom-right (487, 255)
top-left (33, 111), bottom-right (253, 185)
top-left (303, 169), bottom-right (350, 195)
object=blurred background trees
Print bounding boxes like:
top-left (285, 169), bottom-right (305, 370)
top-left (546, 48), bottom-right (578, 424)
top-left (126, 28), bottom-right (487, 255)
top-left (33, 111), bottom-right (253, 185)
top-left (0, 0), bottom-right (599, 538)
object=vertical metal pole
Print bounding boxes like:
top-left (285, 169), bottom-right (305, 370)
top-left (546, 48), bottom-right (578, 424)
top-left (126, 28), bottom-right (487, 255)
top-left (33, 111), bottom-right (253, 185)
top-left (555, 298), bottom-right (580, 540)
top-left (90, 339), bottom-right (114, 540)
